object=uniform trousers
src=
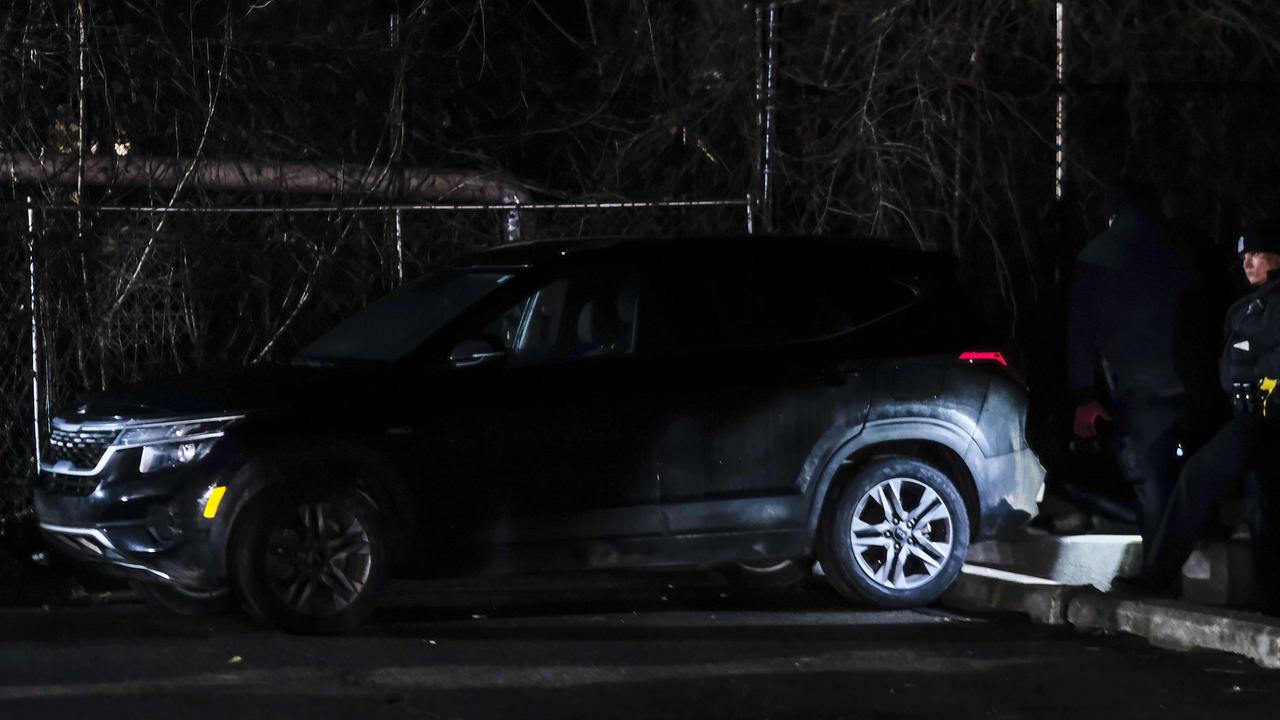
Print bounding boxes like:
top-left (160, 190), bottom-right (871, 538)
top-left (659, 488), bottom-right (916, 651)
top-left (1143, 413), bottom-right (1280, 611)
top-left (1111, 399), bottom-right (1184, 549)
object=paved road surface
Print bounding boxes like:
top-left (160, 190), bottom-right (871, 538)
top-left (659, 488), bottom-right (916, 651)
top-left (1, 573), bottom-right (1277, 719)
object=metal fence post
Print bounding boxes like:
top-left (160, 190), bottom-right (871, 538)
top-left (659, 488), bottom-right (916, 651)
top-left (755, 1), bottom-right (780, 233)
top-left (26, 196), bottom-right (42, 471)
top-left (1055, 1), bottom-right (1067, 201)
top-left (394, 207), bottom-right (404, 282)
top-left (504, 202), bottom-right (523, 244)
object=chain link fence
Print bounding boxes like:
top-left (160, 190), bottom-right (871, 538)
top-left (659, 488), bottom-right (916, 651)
top-left (0, 199), bottom-right (747, 532)
top-left (0, 207), bottom-right (37, 534)
top-left (6, 2), bottom-right (1280, 539)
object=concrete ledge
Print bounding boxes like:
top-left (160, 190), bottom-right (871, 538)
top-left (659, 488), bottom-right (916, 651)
top-left (941, 566), bottom-right (1085, 625)
top-left (1067, 589), bottom-right (1280, 670)
top-left (967, 533), bottom-right (1141, 591)
top-left (1181, 539), bottom-right (1262, 607)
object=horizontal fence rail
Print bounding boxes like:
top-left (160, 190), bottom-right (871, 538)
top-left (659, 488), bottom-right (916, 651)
top-left (40, 199), bottom-right (749, 214)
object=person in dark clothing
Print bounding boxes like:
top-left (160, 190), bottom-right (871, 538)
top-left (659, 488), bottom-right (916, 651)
top-left (1067, 181), bottom-right (1201, 550)
top-left (1122, 219), bottom-right (1280, 612)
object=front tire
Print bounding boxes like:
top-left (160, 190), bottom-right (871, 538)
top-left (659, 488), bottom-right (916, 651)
top-left (233, 484), bottom-right (389, 634)
top-left (818, 457), bottom-right (969, 607)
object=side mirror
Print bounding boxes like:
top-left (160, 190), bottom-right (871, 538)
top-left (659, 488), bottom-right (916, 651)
top-left (450, 338), bottom-right (506, 369)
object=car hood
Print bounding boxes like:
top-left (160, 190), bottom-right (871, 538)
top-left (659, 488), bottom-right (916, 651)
top-left (62, 363), bottom-right (375, 422)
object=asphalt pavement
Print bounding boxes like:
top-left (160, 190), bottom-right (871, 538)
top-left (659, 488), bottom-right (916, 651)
top-left (1, 572), bottom-right (1278, 719)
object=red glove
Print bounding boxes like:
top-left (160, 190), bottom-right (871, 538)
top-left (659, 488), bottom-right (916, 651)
top-left (1073, 401), bottom-right (1112, 439)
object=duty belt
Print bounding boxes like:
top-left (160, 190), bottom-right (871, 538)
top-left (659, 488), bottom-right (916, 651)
top-left (1233, 377), bottom-right (1279, 417)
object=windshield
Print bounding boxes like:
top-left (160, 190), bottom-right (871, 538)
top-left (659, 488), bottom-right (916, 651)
top-left (295, 270), bottom-right (515, 364)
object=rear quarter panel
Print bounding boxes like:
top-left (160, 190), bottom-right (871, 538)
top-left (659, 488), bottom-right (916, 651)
top-left (802, 358), bottom-right (1043, 543)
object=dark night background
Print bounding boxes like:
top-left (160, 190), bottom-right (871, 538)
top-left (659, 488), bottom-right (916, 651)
top-left (4, 0), bottom-right (1280, 528)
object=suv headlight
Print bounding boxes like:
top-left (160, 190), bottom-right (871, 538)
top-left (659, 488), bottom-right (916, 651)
top-left (114, 416), bottom-right (243, 474)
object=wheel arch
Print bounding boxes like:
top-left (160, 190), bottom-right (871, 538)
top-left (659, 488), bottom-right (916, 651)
top-left (221, 435), bottom-right (417, 581)
top-left (804, 420), bottom-right (981, 553)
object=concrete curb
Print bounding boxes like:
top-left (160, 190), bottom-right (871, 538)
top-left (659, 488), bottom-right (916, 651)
top-left (944, 564), bottom-right (1280, 669)
top-left (942, 566), bottom-right (1085, 625)
top-left (1068, 590), bottom-right (1280, 670)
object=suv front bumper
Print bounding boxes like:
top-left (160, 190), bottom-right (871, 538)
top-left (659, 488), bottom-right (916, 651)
top-left (33, 446), bottom-right (250, 592)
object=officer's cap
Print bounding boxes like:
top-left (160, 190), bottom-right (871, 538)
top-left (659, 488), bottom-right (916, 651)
top-left (1238, 215), bottom-right (1280, 255)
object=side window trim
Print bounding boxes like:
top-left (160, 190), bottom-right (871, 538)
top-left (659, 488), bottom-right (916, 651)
top-left (513, 288), bottom-right (543, 352)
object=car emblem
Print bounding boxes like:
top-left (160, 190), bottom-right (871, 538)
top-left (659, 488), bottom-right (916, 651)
top-left (75, 404), bottom-right (88, 415)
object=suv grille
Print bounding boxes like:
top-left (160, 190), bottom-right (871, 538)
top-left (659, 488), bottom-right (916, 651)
top-left (43, 426), bottom-right (119, 473)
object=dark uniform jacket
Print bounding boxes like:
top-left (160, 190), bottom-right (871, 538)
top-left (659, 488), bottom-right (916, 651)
top-left (1068, 207), bottom-right (1198, 402)
top-left (1221, 270), bottom-right (1280, 394)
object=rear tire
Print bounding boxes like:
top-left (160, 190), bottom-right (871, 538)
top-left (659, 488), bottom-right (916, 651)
top-left (818, 457), bottom-right (969, 608)
top-left (130, 581), bottom-right (234, 617)
top-left (233, 483), bottom-right (389, 634)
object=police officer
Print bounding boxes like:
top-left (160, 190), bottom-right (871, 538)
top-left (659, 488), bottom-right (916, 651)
top-left (1124, 217), bottom-right (1280, 612)
top-left (1067, 179), bottom-right (1200, 550)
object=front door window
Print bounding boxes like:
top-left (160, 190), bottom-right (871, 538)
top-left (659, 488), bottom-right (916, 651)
top-left (481, 268), bottom-right (640, 366)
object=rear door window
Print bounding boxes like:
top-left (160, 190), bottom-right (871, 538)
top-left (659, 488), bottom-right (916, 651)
top-left (642, 256), bottom-right (915, 350)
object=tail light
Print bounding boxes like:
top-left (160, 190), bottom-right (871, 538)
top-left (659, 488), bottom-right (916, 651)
top-left (958, 351), bottom-right (1008, 367)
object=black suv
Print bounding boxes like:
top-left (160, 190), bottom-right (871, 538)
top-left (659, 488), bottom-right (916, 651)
top-left (35, 236), bottom-right (1043, 632)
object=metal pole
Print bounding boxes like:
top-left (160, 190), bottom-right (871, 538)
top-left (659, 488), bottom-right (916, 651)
top-left (394, 208), bottom-right (404, 282)
top-left (26, 197), bottom-right (42, 470)
top-left (760, 1), bottom-right (780, 232)
top-left (390, 12), bottom-right (405, 278)
top-left (503, 200), bottom-right (523, 244)
top-left (753, 5), bottom-right (764, 228)
top-left (76, 0), bottom-right (87, 239)
top-left (1055, 2), bottom-right (1066, 201)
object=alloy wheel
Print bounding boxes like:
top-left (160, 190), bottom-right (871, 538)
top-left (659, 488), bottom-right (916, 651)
top-left (263, 501), bottom-right (373, 616)
top-left (848, 477), bottom-right (954, 590)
